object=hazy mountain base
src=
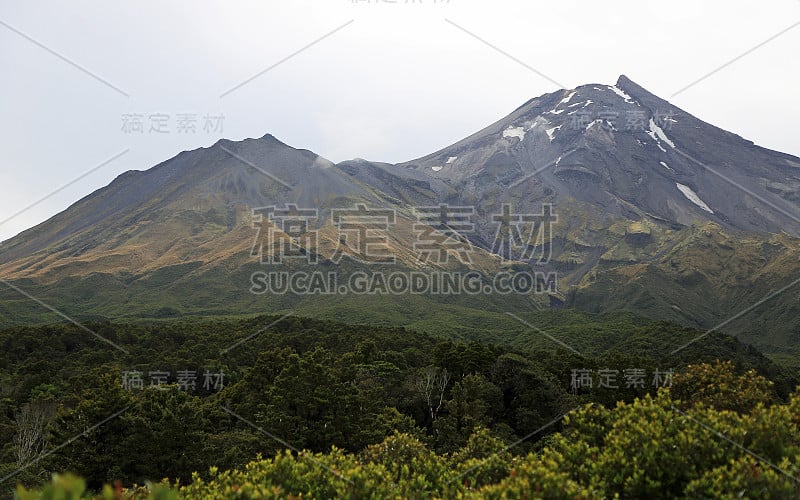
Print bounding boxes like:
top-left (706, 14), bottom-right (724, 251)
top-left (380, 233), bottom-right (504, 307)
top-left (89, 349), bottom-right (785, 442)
top-left (2, 225), bottom-right (799, 368)
top-left (561, 218), bottom-right (800, 361)
top-left (2, 194), bottom-right (798, 365)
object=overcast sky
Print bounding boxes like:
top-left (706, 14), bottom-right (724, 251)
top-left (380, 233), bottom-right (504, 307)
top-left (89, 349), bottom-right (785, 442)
top-left (1, 0), bottom-right (798, 241)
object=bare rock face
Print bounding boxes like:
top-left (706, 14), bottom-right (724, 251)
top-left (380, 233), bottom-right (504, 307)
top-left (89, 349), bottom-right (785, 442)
top-left (398, 75), bottom-right (800, 238)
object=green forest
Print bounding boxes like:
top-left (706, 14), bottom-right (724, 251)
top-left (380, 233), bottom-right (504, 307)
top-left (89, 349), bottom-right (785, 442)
top-left (2, 314), bottom-right (799, 498)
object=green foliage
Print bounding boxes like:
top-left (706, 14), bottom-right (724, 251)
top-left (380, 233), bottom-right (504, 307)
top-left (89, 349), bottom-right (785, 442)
top-left (3, 313), bottom-right (798, 498)
top-left (671, 359), bottom-right (776, 412)
top-left (15, 474), bottom-right (88, 500)
top-left (15, 362), bottom-right (800, 499)
top-left (14, 473), bottom-right (178, 500)
top-left (684, 455), bottom-right (800, 498)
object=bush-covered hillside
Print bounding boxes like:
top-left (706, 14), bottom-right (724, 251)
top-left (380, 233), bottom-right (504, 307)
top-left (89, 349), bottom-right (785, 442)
top-left (1, 314), bottom-right (797, 498)
top-left (13, 362), bottom-right (800, 498)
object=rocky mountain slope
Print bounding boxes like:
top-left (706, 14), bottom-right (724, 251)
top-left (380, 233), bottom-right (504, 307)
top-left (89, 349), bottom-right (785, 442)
top-left (403, 75), bottom-right (800, 233)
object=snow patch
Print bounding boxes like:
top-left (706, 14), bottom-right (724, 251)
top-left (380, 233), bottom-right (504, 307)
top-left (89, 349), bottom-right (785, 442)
top-left (503, 126), bottom-right (526, 141)
top-left (586, 119), bottom-right (602, 130)
top-left (586, 119), bottom-right (615, 131)
top-left (676, 183), bottom-right (713, 213)
top-left (559, 91), bottom-right (577, 105)
top-left (548, 109), bottom-right (565, 115)
top-left (446, 156), bottom-right (457, 164)
top-left (567, 100), bottom-right (594, 115)
top-left (545, 125), bottom-right (562, 142)
top-left (659, 161), bottom-right (675, 173)
top-left (431, 166), bottom-right (443, 172)
top-left (608, 85), bottom-right (636, 104)
top-left (648, 118), bottom-right (675, 148)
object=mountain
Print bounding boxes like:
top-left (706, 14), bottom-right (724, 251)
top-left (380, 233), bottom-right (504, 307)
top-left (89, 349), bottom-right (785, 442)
top-left (401, 75), bottom-right (800, 235)
top-left (393, 75), bottom-right (800, 357)
top-left (1, 75), bottom-right (799, 359)
top-left (0, 133), bottom-right (528, 336)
